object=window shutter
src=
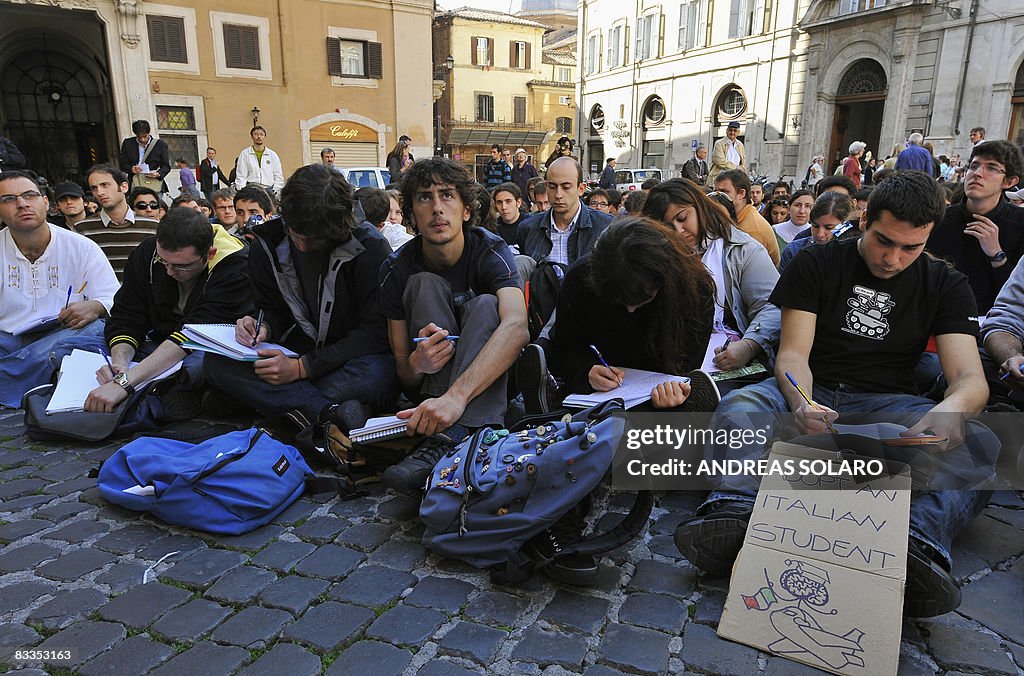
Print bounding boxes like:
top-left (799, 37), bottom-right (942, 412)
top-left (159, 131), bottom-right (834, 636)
top-left (367, 41), bottom-right (383, 78)
top-left (658, 13), bottom-right (665, 58)
top-left (326, 37), bottom-right (343, 76)
top-left (525, 42), bottom-right (531, 69)
top-left (509, 41), bottom-right (516, 68)
top-left (728, 0), bottom-right (741, 38)
top-left (471, 36), bottom-right (478, 65)
top-left (224, 24), bottom-right (260, 69)
top-left (147, 16), bottom-right (187, 63)
top-left (487, 37), bottom-right (494, 66)
top-left (623, 25), bottom-right (630, 63)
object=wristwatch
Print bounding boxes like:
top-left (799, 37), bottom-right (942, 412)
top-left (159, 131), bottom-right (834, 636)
top-left (113, 371), bottom-right (136, 396)
top-left (990, 251), bottom-right (1007, 263)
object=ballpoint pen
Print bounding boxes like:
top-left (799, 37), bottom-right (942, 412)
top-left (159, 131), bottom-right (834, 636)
top-left (253, 309), bottom-right (264, 348)
top-left (784, 371), bottom-right (838, 434)
top-left (590, 344), bottom-right (623, 386)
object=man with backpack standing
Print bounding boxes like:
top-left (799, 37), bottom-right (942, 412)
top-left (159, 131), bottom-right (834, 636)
top-left (378, 157), bottom-right (528, 493)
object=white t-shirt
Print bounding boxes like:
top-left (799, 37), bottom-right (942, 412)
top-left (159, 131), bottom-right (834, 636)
top-left (1, 223), bottom-right (120, 334)
top-left (773, 220), bottom-right (805, 244)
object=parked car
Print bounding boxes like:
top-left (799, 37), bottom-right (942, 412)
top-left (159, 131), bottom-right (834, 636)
top-left (341, 167), bottom-right (392, 189)
top-left (615, 168), bottom-right (663, 191)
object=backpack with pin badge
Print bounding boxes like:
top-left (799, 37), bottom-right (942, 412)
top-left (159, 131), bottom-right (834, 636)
top-left (419, 400), bottom-right (653, 582)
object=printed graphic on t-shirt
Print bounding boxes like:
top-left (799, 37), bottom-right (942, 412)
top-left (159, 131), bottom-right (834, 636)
top-left (842, 285), bottom-right (894, 340)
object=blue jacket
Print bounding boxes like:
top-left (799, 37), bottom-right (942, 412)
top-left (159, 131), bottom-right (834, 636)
top-left (515, 202), bottom-right (612, 265)
top-left (484, 159), bottom-right (512, 188)
top-left (894, 145), bottom-right (934, 176)
top-left (599, 165), bottom-right (616, 189)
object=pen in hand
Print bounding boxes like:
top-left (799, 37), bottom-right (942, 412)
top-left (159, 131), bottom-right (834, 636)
top-left (252, 310), bottom-right (264, 348)
top-left (784, 371), bottom-right (838, 434)
top-left (63, 285), bottom-right (73, 310)
top-left (999, 365), bottom-right (1024, 381)
top-left (413, 335), bottom-right (460, 343)
top-left (590, 344), bottom-right (623, 386)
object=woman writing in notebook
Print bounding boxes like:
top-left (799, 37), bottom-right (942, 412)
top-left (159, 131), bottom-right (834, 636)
top-left (546, 218), bottom-right (720, 410)
top-left (642, 178), bottom-right (781, 393)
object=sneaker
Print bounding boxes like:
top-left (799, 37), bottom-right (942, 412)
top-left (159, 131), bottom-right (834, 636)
top-left (322, 400), bottom-right (372, 435)
top-left (673, 500), bottom-right (752, 576)
top-left (522, 502), bottom-right (599, 586)
top-left (517, 343), bottom-right (560, 414)
top-left (682, 369), bottom-right (722, 412)
top-left (904, 537), bottom-right (961, 617)
top-left (381, 432), bottom-right (458, 494)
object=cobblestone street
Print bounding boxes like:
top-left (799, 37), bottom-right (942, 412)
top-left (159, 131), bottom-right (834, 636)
top-left (1, 410), bottom-right (1021, 676)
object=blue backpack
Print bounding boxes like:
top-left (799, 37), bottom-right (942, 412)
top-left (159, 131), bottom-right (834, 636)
top-left (97, 428), bottom-right (351, 535)
top-left (420, 401), bottom-right (653, 576)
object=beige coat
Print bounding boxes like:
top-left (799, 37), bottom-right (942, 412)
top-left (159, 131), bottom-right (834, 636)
top-left (708, 138), bottom-right (746, 184)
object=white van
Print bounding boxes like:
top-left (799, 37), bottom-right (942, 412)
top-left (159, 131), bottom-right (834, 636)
top-left (341, 167), bottom-right (392, 189)
top-left (614, 168), bottom-right (663, 191)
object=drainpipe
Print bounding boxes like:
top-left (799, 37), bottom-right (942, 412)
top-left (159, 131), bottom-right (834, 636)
top-left (952, 0), bottom-right (979, 136)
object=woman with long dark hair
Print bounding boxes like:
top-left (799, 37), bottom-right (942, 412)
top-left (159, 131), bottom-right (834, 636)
top-left (546, 217), bottom-right (719, 409)
top-left (642, 178), bottom-right (780, 386)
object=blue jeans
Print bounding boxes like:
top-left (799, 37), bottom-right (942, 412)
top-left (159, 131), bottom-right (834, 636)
top-left (703, 377), bottom-right (998, 568)
top-left (204, 352), bottom-right (398, 420)
top-left (0, 320), bottom-right (107, 408)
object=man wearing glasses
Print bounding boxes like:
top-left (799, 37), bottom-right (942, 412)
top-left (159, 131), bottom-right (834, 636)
top-left (927, 140), bottom-right (1024, 315)
top-left (0, 170), bottom-right (119, 407)
top-left (129, 187), bottom-right (166, 221)
top-left (83, 207), bottom-right (251, 412)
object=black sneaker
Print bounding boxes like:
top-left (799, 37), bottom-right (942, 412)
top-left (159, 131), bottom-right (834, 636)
top-left (673, 500), bottom-right (752, 576)
top-left (523, 502), bottom-right (599, 586)
top-left (518, 343), bottom-right (560, 414)
top-left (681, 369), bottom-right (722, 413)
top-left (322, 400), bottom-right (372, 435)
top-left (381, 432), bottom-right (458, 494)
top-left (904, 537), bottom-right (961, 617)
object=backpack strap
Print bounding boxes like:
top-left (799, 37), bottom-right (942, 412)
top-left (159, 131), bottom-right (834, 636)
top-left (304, 475), bottom-right (363, 500)
top-left (552, 490), bottom-right (655, 560)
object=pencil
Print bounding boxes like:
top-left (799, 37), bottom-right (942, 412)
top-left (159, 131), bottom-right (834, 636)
top-left (784, 371), bottom-right (838, 434)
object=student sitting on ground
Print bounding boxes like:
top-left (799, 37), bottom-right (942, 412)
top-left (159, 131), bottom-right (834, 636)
top-left (772, 189), bottom-right (814, 244)
top-left (491, 182), bottom-right (528, 246)
top-left (714, 170), bottom-right (781, 267)
top-left (378, 157), bottom-right (529, 493)
top-left (359, 187), bottom-right (414, 251)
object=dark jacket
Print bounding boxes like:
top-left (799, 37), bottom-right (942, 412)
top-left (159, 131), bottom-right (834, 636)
top-left (249, 217), bottom-right (392, 379)
top-left (118, 136), bottom-right (171, 191)
top-left (515, 202), bottom-right (612, 265)
top-left (681, 157), bottom-right (709, 185)
top-left (927, 198), bottom-right (1024, 314)
top-left (0, 136), bottom-right (26, 169)
top-left (484, 159), bottom-right (512, 188)
top-left (198, 159), bottom-right (229, 195)
top-left (599, 164), bottom-right (616, 189)
top-left (511, 161), bottom-right (539, 207)
top-left (106, 225), bottom-right (252, 351)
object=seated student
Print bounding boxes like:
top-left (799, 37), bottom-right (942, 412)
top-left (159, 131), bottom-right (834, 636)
top-left (76, 164), bottom-right (160, 279)
top-left (545, 217), bottom-right (720, 410)
top-left (84, 207), bottom-right (251, 411)
top-left (211, 187), bottom-right (238, 233)
top-left (771, 182), bottom-right (791, 200)
top-left (129, 187), bottom-right (166, 222)
top-left (642, 178), bottom-right (781, 391)
top-left (927, 140), bottom-right (1024, 315)
top-left (491, 182), bottom-right (528, 246)
top-left (772, 189), bottom-right (814, 243)
top-left (204, 165), bottom-right (397, 438)
top-left (0, 170), bottom-right (119, 407)
top-left (812, 174), bottom-right (856, 199)
top-left (778, 191), bottom-right (855, 273)
top-left (169, 194), bottom-right (202, 212)
top-left (584, 188), bottom-right (612, 216)
top-left (378, 157), bottom-right (529, 493)
top-left (233, 184), bottom-right (275, 238)
top-left (623, 190), bottom-right (647, 215)
top-left (607, 188), bottom-right (623, 215)
top-left (982, 255), bottom-right (1024, 410)
top-left (766, 197), bottom-right (790, 226)
top-left (675, 171), bottom-right (998, 618)
top-left (360, 187), bottom-right (413, 251)
top-left (714, 169), bottom-right (781, 267)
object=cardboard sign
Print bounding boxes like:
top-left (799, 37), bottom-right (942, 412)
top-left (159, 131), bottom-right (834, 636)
top-left (718, 443), bottom-right (911, 676)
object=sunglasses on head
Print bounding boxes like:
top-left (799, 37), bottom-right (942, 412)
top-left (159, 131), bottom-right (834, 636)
top-left (770, 198), bottom-right (790, 207)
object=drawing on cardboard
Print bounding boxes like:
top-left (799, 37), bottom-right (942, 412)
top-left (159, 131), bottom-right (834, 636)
top-left (742, 559), bottom-right (866, 671)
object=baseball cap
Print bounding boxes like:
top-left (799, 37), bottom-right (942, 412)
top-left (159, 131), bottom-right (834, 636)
top-left (727, 121), bottom-right (741, 129)
top-left (55, 182), bottom-right (85, 199)
top-left (514, 148), bottom-right (526, 155)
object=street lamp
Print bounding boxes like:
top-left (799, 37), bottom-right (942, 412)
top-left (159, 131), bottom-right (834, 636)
top-left (434, 56), bottom-right (454, 157)
top-left (251, 106), bottom-right (260, 127)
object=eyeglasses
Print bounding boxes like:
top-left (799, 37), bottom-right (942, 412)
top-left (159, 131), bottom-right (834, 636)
top-left (967, 162), bottom-right (1006, 176)
top-left (133, 201), bottom-right (161, 211)
top-left (154, 253), bottom-right (205, 272)
top-left (0, 191), bottom-right (44, 204)
top-left (589, 201), bottom-right (609, 207)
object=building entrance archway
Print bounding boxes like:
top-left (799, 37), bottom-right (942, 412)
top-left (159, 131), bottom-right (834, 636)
top-left (828, 59), bottom-right (887, 172)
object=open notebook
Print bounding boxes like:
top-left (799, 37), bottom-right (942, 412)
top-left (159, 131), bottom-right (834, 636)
top-left (182, 323), bottom-right (297, 361)
top-left (562, 368), bottom-right (690, 409)
top-left (46, 349), bottom-right (182, 414)
top-left (9, 315), bottom-right (61, 337)
top-left (833, 422), bottom-right (948, 446)
top-left (349, 415), bottom-right (408, 444)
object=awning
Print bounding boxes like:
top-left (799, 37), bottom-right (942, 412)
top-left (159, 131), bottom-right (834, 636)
top-left (446, 127), bottom-right (551, 147)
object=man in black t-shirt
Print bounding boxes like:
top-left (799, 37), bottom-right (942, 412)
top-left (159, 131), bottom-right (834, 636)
top-left (675, 172), bottom-right (998, 618)
top-left (378, 158), bottom-right (529, 493)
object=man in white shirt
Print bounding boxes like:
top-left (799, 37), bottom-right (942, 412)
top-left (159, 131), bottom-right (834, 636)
top-left (235, 126), bottom-right (285, 194)
top-left (0, 170), bottom-right (119, 407)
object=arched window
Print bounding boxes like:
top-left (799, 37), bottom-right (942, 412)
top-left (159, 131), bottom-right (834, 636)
top-left (837, 59), bottom-right (887, 97)
top-left (642, 96), bottom-right (666, 129)
top-left (1011, 61), bottom-right (1024, 146)
top-left (590, 104), bottom-right (605, 133)
top-left (714, 85), bottom-right (746, 125)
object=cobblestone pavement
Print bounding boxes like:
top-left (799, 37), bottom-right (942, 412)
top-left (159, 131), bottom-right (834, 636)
top-left (1, 409), bottom-right (1022, 676)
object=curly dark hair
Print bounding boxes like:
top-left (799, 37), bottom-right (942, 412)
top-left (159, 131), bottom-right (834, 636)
top-left (588, 217), bottom-right (715, 374)
top-left (400, 157), bottom-right (479, 231)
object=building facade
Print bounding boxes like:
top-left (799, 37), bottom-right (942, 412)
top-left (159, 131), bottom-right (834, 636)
top-left (577, 0), bottom-right (1024, 182)
top-left (433, 7), bottom-right (566, 180)
top-left (0, 0), bottom-right (434, 185)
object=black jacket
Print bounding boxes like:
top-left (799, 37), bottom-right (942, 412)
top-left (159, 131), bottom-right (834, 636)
top-left (515, 202), bottom-right (612, 265)
top-left (106, 225), bottom-right (253, 350)
top-left (198, 159), bottom-right (229, 195)
top-left (0, 136), bottom-right (26, 169)
top-left (249, 217), bottom-right (392, 379)
top-left (118, 136), bottom-right (171, 191)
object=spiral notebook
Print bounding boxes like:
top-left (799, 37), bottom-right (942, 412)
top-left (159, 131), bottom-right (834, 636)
top-left (182, 323), bottom-right (297, 361)
top-left (562, 368), bottom-right (690, 409)
top-left (349, 415), bottom-right (409, 444)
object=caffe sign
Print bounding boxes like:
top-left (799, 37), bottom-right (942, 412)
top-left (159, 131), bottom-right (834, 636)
top-left (310, 121), bottom-right (377, 142)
